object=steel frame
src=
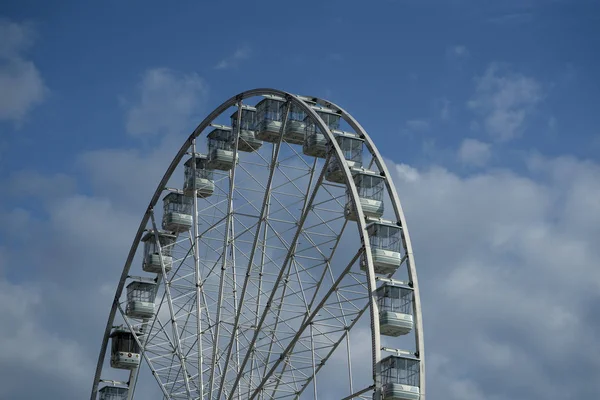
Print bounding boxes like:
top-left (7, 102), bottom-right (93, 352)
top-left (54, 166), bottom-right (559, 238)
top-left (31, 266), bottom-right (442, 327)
top-left (90, 89), bottom-right (425, 400)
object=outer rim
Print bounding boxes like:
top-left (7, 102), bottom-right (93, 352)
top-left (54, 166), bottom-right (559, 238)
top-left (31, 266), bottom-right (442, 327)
top-left (90, 88), bottom-right (425, 400)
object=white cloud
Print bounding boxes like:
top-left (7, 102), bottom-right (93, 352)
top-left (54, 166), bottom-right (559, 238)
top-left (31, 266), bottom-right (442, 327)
top-left (457, 138), bottom-right (491, 167)
top-left (405, 119), bottom-right (430, 131)
top-left (0, 278), bottom-right (93, 399)
top-left (78, 134), bottom-right (183, 209)
top-left (439, 98), bottom-right (451, 120)
top-left (214, 45), bottom-right (251, 70)
top-left (447, 45), bottom-right (469, 59)
top-left (390, 154), bottom-right (600, 399)
top-left (0, 18), bottom-right (47, 122)
top-left (468, 63), bottom-right (542, 142)
top-left (125, 67), bottom-right (208, 136)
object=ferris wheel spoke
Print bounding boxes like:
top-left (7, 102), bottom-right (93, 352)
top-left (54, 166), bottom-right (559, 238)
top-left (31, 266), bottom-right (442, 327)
top-left (264, 220), bottom-right (347, 396)
top-left (92, 91), bottom-right (425, 400)
top-left (216, 101), bottom-right (293, 400)
top-left (115, 303), bottom-right (175, 399)
top-left (146, 212), bottom-right (196, 399)
top-left (224, 151), bottom-right (330, 400)
top-left (207, 100), bottom-right (248, 400)
top-left (248, 248), bottom-right (363, 400)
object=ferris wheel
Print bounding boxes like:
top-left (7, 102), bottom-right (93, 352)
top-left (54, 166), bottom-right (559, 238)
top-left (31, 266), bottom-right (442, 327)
top-left (90, 89), bottom-right (425, 400)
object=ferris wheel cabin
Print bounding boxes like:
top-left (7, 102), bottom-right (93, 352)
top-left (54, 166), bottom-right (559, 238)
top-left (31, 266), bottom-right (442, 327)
top-left (303, 118), bottom-right (328, 158)
top-left (125, 280), bottom-right (157, 319)
top-left (256, 97), bottom-right (284, 143)
top-left (345, 170), bottom-right (385, 220)
top-left (141, 230), bottom-right (175, 273)
top-left (326, 132), bottom-right (364, 183)
top-left (98, 386), bottom-right (128, 400)
top-left (162, 192), bottom-right (193, 233)
top-left (109, 327), bottom-right (141, 370)
top-left (377, 283), bottom-right (414, 336)
top-left (230, 105), bottom-right (263, 152)
top-left (207, 126), bottom-right (237, 171)
top-left (379, 355), bottom-right (421, 400)
top-left (183, 155), bottom-right (214, 198)
top-left (283, 102), bottom-right (307, 145)
top-left (362, 222), bottom-right (403, 275)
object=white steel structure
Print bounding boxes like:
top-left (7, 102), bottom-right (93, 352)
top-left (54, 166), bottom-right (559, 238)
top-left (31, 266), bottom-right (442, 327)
top-left (91, 89), bottom-right (425, 400)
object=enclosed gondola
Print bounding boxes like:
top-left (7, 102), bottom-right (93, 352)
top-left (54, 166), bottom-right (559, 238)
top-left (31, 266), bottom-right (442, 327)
top-left (141, 230), bottom-right (175, 273)
top-left (345, 170), bottom-right (385, 220)
top-left (362, 222), bottom-right (403, 275)
top-left (98, 386), bottom-right (128, 400)
top-left (325, 132), bottom-right (363, 183)
top-left (283, 102), bottom-right (306, 144)
top-left (230, 105), bottom-right (262, 152)
top-left (379, 355), bottom-right (421, 400)
top-left (162, 192), bottom-right (193, 233)
top-left (377, 283), bottom-right (414, 336)
top-left (256, 97), bottom-right (284, 143)
top-left (183, 155), bottom-right (214, 197)
top-left (125, 280), bottom-right (156, 319)
top-left (109, 327), bottom-right (141, 370)
top-left (207, 126), bottom-right (237, 171)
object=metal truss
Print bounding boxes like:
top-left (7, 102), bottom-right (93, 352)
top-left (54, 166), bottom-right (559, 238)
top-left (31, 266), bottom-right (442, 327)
top-left (90, 89), bottom-right (425, 400)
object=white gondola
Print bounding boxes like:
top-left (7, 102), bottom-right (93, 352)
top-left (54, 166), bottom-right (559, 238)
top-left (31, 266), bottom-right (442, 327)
top-left (141, 230), bottom-right (175, 273)
top-left (325, 132), bottom-right (364, 183)
top-left (183, 155), bottom-right (214, 197)
top-left (315, 107), bottom-right (341, 131)
top-left (345, 170), bottom-right (385, 220)
top-left (109, 327), bottom-right (141, 370)
top-left (125, 280), bottom-right (156, 319)
top-left (207, 127), bottom-right (237, 171)
top-left (377, 283), bottom-right (414, 336)
top-left (302, 108), bottom-right (342, 158)
top-left (361, 222), bottom-right (403, 275)
top-left (379, 356), bottom-right (420, 400)
top-left (256, 97), bottom-right (284, 143)
top-left (99, 386), bottom-right (128, 400)
top-left (283, 102), bottom-right (306, 145)
top-left (303, 118), bottom-right (327, 158)
top-left (231, 105), bottom-right (262, 152)
top-left (162, 193), bottom-right (193, 233)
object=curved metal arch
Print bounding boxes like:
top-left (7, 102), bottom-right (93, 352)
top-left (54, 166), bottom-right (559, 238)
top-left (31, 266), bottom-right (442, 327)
top-left (311, 97), bottom-right (426, 399)
top-left (90, 88), bottom-right (421, 400)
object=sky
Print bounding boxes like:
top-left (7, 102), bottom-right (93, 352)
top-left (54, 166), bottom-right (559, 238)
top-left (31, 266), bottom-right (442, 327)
top-left (1, 0), bottom-right (600, 399)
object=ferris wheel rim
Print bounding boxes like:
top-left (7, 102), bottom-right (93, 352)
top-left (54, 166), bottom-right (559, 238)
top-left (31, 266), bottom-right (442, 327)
top-left (90, 88), bottom-right (425, 400)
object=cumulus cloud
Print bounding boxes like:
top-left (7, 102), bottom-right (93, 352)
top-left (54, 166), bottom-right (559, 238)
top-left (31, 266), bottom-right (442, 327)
top-left (124, 67), bottom-right (208, 136)
top-left (468, 63), bottom-right (542, 142)
top-left (391, 155), bottom-right (600, 399)
top-left (457, 138), bottom-right (491, 167)
top-left (3, 140), bottom-right (600, 400)
top-left (0, 18), bottom-right (47, 122)
top-left (0, 275), bottom-right (94, 400)
top-left (214, 45), bottom-right (251, 70)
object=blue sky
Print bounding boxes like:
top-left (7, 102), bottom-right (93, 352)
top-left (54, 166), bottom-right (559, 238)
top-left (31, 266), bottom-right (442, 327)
top-left (1, 1), bottom-right (600, 399)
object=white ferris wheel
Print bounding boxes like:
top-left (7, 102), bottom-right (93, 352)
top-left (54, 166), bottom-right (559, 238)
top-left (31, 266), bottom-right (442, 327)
top-left (90, 89), bottom-right (425, 400)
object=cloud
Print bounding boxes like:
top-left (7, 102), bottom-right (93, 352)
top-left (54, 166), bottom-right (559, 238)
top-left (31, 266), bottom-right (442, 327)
top-left (214, 45), bottom-right (251, 70)
top-left (405, 119), bottom-right (430, 131)
top-left (0, 18), bottom-right (47, 122)
top-left (468, 63), bottom-right (542, 142)
top-left (0, 277), bottom-right (94, 400)
top-left (447, 45), bottom-right (469, 59)
top-left (457, 138), bottom-right (491, 167)
top-left (391, 155), bottom-right (600, 399)
top-left (3, 139), bottom-right (600, 399)
top-left (124, 67), bottom-right (208, 136)
top-left (439, 98), bottom-right (451, 120)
